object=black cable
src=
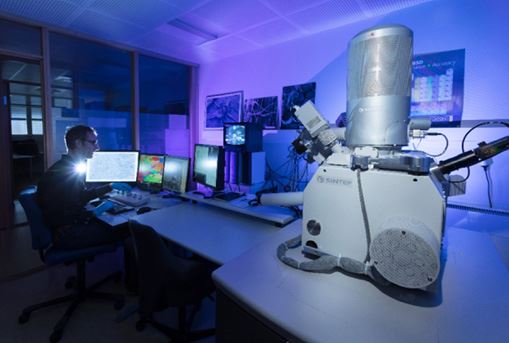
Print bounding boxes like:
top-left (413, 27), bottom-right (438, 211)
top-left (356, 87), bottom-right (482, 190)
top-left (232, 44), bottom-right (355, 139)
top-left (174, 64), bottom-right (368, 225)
top-left (482, 166), bottom-right (493, 208)
top-left (450, 121), bottom-right (509, 184)
top-left (425, 132), bottom-right (449, 157)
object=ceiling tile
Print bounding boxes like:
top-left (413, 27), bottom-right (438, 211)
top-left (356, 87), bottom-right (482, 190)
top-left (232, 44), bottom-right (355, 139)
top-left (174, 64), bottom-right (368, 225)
top-left (200, 35), bottom-right (260, 56)
top-left (69, 9), bottom-right (146, 43)
top-left (189, 0), bottom-right (278, 32)
top-left (361, 0), bottom-right (432, 16)
top-left (0, 0), bottom-right (79, 27)
top-left (288, 0), bottom-right (366, 33)
top-left (239, 19), bottom-right (303, 46)
top-left (258, 0), bottom-right (330, 16)
top-left (90, 0), bottom-right (183, 29)
top-left (156, 23), bottom-right (209, 45)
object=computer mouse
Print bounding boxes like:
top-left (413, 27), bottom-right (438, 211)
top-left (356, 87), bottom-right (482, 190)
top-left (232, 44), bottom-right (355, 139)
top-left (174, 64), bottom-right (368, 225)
top-left (136, 207), bottom-right (152, 215)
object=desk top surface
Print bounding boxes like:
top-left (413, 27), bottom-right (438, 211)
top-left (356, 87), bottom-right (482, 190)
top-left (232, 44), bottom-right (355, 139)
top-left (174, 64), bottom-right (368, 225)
top-left (213, 209), bottom-right (509, 343)
top-left (131, 201), bottom-right (284, 265)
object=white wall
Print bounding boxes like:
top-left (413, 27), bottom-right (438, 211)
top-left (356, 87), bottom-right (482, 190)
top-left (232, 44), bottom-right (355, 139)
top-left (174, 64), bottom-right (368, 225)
top-left (197, 0), bottom-right (509, 209)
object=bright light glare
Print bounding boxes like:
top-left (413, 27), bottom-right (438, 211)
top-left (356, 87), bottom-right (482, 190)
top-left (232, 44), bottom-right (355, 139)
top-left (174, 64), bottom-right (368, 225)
top-left (165, 161), bottom-right (178, 173)
top-left (203, 159), bottom-right (217, 170)
top-left (74, 162), bottom-right (87, 174)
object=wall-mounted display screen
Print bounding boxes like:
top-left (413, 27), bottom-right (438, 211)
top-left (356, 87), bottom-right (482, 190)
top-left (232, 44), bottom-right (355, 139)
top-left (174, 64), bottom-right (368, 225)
top-left (410, 49), bottom-right (465, 127)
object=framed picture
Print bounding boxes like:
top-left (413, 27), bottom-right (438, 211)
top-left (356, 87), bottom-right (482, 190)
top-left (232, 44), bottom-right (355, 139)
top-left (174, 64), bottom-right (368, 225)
top-left (281, 82), bottom-right (316, 129)
top-left (205, 91), bottom-right (243, 129)
top-left (243, 96), bottom-right (278, 129)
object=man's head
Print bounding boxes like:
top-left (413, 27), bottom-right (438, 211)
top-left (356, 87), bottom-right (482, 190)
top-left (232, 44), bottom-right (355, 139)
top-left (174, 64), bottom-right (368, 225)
top-left (65, 125), bottom-right (99, 159)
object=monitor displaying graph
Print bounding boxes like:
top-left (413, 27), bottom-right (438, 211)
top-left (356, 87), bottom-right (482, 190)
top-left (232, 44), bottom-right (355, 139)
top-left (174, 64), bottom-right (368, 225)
top-left (137, 153), bottom-right (164, 186)
top-left (86, 151), bottom-right (139, 182)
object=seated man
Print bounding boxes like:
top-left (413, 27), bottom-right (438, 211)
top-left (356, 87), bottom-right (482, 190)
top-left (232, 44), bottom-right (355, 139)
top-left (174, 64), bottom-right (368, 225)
top-left (37, 125), bottom-right (130, 250)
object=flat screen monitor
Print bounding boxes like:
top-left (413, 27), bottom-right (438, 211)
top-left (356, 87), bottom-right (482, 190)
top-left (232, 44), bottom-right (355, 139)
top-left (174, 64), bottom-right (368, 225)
top-left (86, 151), bottom-right (139, 182)
top-left (162, 155), bottom-right (190, 194)
top-left (225, 124), bottom-right (246, 146)
top-left (223, 122), bottom-right (263, 152)
top-left (137, 153), bottom-right (165, 187)
top-left (193, 144), bottom-right (225, 190)
top-left (410, 49), bottom-right (465, 127)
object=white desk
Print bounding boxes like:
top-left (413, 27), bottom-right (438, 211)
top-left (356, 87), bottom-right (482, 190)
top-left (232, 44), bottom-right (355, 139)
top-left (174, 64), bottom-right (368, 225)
top-left (131, 201), bottom-right (285, 265)
top-left (212, 210), bottom-right (509, 342)
top-left (181, 192), bottom-right (296, 227)
top-left (97, 192), bottom-right (182, 227)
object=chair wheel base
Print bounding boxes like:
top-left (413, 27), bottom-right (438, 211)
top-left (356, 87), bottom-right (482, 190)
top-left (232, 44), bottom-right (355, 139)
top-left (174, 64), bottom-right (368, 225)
top-left (136, 320), bottom-right (145, 331)
top-left (65, 276), bottom-right (76, 289)
top-left (18, 312), bottom-right (30, 324)
top-left (50, 330), bottom-right (63, 343)
top-left (114, 299), bottom-right (125, 310)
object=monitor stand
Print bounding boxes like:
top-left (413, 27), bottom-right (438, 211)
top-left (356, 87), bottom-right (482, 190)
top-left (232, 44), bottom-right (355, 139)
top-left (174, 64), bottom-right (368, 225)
top-left (138, 183), bottom-right (161, 194)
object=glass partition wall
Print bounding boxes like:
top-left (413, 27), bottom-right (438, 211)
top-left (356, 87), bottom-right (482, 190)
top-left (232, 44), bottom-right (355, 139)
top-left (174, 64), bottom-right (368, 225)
top-left (0, 16), bottom-right (192, 229)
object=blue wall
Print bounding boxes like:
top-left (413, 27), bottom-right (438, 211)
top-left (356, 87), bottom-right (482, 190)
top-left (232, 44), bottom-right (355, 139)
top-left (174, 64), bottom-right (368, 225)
top-left (198, 0), bottom-right (509, 209)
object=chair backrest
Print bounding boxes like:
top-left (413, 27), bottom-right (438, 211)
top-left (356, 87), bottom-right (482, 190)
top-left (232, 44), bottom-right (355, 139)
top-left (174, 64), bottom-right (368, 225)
top-left (18, 192), bottom-right (53, 252)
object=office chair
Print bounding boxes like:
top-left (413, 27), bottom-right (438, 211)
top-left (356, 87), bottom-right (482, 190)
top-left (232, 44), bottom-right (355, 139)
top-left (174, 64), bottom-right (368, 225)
top-left (18, 191), bottom-right (125, 343)
top-left (129, 221), bottom-right (216, 342)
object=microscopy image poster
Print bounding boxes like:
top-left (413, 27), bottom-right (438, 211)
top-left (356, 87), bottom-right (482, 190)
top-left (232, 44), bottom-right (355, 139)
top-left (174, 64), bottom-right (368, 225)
top-left (410, 49), bottom-right (465, 127)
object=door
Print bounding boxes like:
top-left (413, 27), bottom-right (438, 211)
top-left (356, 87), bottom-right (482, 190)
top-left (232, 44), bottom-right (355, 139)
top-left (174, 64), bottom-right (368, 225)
top-left (0, 56), bottom-right (44, 229)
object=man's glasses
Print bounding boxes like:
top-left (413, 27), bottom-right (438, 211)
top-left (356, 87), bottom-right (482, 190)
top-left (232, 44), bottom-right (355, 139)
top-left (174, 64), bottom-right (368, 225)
top-left (81, 139), bottom-right (98, 145)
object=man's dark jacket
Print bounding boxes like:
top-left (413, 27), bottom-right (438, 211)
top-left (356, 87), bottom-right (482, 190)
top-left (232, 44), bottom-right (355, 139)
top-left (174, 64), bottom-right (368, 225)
top-left (37, 154), bottom-right (111, 231)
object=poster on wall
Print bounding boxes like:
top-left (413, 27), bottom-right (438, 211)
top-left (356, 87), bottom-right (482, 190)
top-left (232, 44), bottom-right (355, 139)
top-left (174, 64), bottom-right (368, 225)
top-left (243, 96), bottom-right (278, 129)
top-left (411, 49), bottom-right (465, 127)
top-left (205, 91), bottom-right (243, 129)
top-left (281, 82), bottom-right (316, 129)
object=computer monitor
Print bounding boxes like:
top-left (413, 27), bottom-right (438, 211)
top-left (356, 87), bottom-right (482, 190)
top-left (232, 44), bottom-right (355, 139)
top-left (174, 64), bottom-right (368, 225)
top-left (137, 153), bottom-right (165, 189)
top-left (86, 151), bottom-right (139, 182)
top-left (193, 144), bottom-right (225, 191)
top-left (223, 122), bottom-right (263, 152)
top-left (162, 155), bottom-right (190, 194)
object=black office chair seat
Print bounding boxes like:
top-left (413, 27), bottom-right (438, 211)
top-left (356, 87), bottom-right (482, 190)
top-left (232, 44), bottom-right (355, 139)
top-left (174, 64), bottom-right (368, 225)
top-left (18, 191), bottom-right (125, 343)
top-left (130, 221), bottom-right (216, 342)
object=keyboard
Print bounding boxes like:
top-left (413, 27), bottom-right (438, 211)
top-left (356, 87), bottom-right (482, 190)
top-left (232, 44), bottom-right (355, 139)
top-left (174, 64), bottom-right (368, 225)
top-left (214, 192), bottom-right (244, 202)
top-left (109, 190), bottom-right (150, 207)
top-left (106, 204), bottom-right (134, 215)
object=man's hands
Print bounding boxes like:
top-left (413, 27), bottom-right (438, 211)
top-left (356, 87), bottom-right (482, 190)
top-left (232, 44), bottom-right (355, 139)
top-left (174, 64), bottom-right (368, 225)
top-left (111, 182), bottom-right (132, 192)
top-left (92, 200), bottom-right (115, 217)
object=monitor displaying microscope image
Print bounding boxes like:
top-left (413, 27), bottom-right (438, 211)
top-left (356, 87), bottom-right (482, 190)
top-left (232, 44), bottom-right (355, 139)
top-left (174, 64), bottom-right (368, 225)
top-left (137, 153), bottom-right (165, 186)
top-left (162, 155), bottom-right (190, 194)
top-left (193, 144), bottom-right (225, 191)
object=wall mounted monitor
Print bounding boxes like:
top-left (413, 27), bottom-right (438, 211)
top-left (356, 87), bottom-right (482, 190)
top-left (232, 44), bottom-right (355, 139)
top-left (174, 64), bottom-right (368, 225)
top-left (162, 155), bottom-right (190, 194)
top-left (223, 122), bottom-right (263, 152)
top-left (86, 151), bottom-right (139, 182)
top-left (193, 144), bottom-right (225, 191)
top-left (410, 49), bottom-right (465, 127)
top-left (137, 153), bottom-right (165, 187)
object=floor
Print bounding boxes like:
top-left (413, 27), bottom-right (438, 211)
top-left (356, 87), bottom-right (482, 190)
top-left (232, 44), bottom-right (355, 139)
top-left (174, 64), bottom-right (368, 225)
top-left (0, 201), bottom-right (216, 343)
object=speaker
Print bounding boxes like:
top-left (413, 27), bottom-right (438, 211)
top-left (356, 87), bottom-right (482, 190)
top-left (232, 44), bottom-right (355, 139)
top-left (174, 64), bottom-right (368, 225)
top-left (346, 25), bottom-right (413, 148)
